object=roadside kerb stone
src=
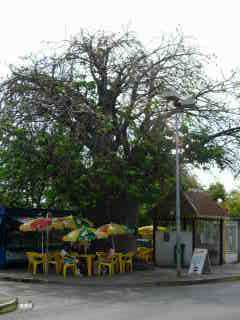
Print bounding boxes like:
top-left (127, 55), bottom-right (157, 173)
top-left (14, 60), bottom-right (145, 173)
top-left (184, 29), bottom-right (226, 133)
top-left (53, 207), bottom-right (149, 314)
top-left (0, 296), bottom-right (18, 315)
top-left (1, 272), bottom-right (240, 288)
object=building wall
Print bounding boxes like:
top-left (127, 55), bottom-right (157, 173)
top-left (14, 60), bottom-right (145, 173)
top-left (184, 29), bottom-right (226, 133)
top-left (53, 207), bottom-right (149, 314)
top-left (155, 231), bottom-right (192, 267)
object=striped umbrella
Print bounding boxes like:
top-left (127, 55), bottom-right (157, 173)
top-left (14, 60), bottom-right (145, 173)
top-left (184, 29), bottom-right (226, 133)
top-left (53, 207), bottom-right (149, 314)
top-left (62, 226), bottom-right (97, 242)
top-left (19, 216), bottom-right (52, 262)
top-left (95, 223), bottom-right (133, 249)
top-left (19, 217), bottom-right (52, 232)
top-left (138, 225), bottom-right (167, 237)
top-left (95, 223), bottom-right (132, 239)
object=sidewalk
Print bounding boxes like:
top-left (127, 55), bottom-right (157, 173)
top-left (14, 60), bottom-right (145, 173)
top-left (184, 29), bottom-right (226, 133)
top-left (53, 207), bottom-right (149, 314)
top-left (1, 263), bottom-right (240, 287)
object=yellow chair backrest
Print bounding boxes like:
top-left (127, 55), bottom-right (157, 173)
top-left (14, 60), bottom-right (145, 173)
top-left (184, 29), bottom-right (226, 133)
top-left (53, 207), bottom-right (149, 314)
top-left (69, 251), bottom-right (78, 256)
top-left (26, 252), bottom-right (43, 262)
top-left (96, 251), bottom-right (105, 255)
top-left (121, 252), bottom-right (134, 260)
top-left (98, 253), bottom-right (118, 264)
top-left (111, 255), bottom-right (118, 264)
top-left (96, 251), bottom-right (106, 259)
top-left (138, 247), bottom-right (149, 252)
top-left (48, 252), bottom-right (61, 262)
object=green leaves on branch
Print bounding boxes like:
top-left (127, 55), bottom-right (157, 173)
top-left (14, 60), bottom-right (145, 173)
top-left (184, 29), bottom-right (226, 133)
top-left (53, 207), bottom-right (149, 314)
top-left (0, 29), bottom-right (239, 220)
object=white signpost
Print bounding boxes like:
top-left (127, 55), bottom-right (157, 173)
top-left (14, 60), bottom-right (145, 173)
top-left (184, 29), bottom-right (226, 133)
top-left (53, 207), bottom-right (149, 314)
top-left (188, 248), bottom-right (211, 274)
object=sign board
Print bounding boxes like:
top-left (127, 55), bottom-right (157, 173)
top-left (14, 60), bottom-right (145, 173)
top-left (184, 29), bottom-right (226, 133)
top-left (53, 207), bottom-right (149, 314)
top-left (188, 248), bottom-right (211, 274)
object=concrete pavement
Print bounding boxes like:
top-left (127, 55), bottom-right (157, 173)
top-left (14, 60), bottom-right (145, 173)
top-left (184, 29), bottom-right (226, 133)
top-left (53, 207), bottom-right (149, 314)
top-left (3, 280), bottom-right (240, 319)
top-left (1, 263), bottom-right (240, 287)
top-left (1, 263), bottom-right (240, 318)
top-left (0, 263), bottom-right (238, 316)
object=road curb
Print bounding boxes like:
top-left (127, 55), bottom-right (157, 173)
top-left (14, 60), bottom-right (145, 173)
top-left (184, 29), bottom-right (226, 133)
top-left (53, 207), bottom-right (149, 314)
top-left (0, 297), bottom-right (18, 315)
top-left (1, 273), bottom-right (240, 288)
top-left (154, 275), bottom-right (240, 287)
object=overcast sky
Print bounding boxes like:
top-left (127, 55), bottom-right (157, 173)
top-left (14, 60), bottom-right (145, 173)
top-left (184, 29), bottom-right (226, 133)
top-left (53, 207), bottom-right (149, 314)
top-left (1, 0), bottom-right (240, 191)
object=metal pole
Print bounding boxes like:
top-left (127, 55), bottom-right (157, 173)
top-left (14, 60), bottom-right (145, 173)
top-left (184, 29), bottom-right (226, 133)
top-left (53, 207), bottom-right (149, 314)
top-left (175, 111), bottom-right (181, 277)
top-left (45, 212), bottom-right (49, 275)
top-left (41, 232), bottom-right (44, 256)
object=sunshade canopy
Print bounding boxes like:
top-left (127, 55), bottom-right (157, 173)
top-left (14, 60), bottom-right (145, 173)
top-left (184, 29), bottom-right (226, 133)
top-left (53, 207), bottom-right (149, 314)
top-left (138, 225), bottom-right (167, 236)
top-left (63, 225), bottom-right (97, 242)
top-left (95, 223), bottom-right (133, 239)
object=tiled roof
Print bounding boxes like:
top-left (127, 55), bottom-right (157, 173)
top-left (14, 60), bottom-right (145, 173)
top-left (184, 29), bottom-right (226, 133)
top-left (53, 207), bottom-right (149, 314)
top-left (184, 190), bottom-right (228, 218)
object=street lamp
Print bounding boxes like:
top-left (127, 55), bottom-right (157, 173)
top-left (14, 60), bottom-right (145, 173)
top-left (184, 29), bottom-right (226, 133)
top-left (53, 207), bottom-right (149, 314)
top-left (163, 90), bottom-right (195, 277)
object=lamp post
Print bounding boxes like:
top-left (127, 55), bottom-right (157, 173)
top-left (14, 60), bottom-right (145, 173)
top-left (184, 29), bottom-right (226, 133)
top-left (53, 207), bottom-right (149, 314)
top-left (175, 105), bottom-right (181, 277)
top-left (163, 90), bottom-right (195, 277)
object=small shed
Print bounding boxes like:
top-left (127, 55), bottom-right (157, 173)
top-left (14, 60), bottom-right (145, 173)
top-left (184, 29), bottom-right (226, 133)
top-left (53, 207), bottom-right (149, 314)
top-left (153, 190), bottom-right (237, 266)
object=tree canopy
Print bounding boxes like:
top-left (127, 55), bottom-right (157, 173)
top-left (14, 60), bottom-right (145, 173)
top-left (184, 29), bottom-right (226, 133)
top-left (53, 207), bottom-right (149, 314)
top-left (0, 30), bottom-right (240, 224)
top-left (224, 191), bottom-right (240, 217)
top-left (207, 182), bottom-right (227, 202)
top-left (207, 183), bottom-right (240, 217)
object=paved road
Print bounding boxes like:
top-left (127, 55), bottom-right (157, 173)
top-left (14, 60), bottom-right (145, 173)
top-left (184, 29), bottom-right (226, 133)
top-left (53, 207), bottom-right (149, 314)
top-left (2, 280), bottom-right (240, 319)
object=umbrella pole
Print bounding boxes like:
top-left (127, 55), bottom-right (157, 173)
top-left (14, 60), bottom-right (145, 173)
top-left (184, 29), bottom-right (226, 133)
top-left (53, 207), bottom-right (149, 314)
top-left (111, 236), bottom-right (115, 250)
top-left (45, 213), bottom-right (49, 275)
top-left (45, 226), bottom-right (48, 275)
top-left (41, 232), bottom-right (44, 256)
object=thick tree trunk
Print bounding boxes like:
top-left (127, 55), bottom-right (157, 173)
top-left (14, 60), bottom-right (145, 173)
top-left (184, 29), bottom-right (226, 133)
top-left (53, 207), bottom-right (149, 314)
top-left (85, 197), bottom-right (139, 228)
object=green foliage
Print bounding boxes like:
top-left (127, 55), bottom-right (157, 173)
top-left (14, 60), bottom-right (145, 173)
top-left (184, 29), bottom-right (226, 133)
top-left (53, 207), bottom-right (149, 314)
top-left (206, 185), bottom-right (240, 217)
top-left (207, 182), bottom-right (227, 201)
top-left (181, 172), bottom-right (202, 191)
top-left (182, 129), bottom-right (226, 168)
top-left (138, 205), bottom-right (153, 226)
top-left (223, 191), bottom-right (240, 217)
top-left (0, 29), bottom-right (238, 224)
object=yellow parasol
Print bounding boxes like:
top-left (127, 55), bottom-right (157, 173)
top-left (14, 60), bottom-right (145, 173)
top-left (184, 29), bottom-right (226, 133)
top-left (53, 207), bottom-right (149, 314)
top-left (95, 223), bottom-right (133, 249)
top-left (95, 223), bottom-right (130, 239)
top-left (19, 217), bottom-right (52, 232)
top-left (51, 215), bottom-right (77, 230)
top-left (138, 225), bottom-right (167, 237)
top-left (62, 226), bottom-right (97, 242)
top-left (19, 215), bottom-right (78, 232)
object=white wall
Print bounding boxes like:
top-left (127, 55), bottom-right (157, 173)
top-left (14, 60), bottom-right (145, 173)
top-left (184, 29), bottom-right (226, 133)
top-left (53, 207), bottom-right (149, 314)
top-left (155, 231), bottom-right (192, 267)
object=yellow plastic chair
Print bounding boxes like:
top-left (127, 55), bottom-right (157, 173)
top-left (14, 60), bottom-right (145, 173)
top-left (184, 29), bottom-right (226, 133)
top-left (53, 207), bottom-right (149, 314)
top-left (97, 255), bottom-right (118, 276)
top-left (137, 247), bottom-right (148, 256)
top-left (26, 252), bottom-right (45, 275)
top-left (115, 253), bottom-right (125, 273)
top-left (62, 257), bottom-right (78, 278)
top-left (137, 248), bottom-right (153, 263)
top-left (48, 252), bottom-right (62, 274)
top-left (96, 251), bottom-right (106, 259)
top-left (121, 252), bottom-right (134, 272)
top-left (141, 248), bottom-right (153, 263)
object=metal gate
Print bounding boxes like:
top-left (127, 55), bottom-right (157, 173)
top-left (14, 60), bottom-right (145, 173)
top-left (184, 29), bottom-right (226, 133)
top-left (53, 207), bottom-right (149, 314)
top-left (224, 221), bottom-right (238, 263)
top-left (194, 219), bottom-right (221, 265)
